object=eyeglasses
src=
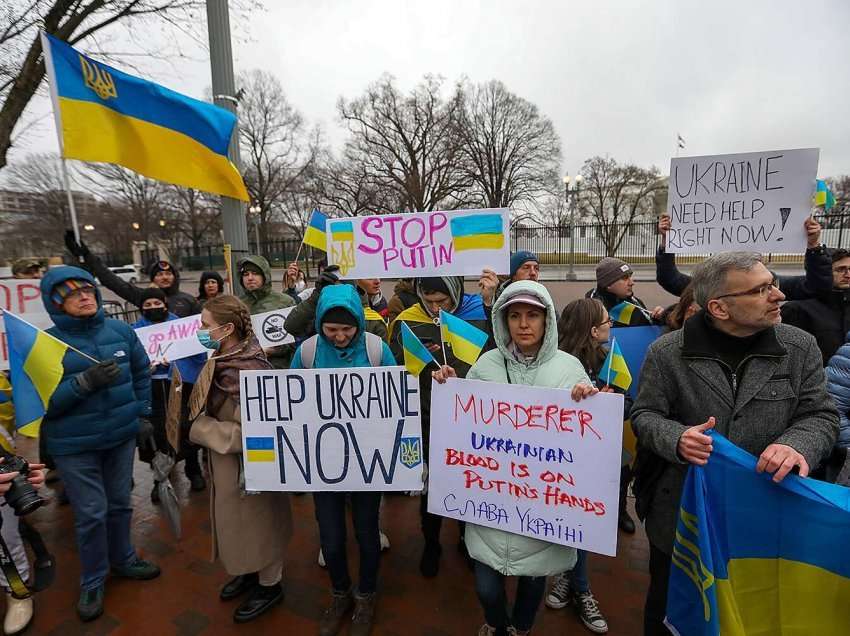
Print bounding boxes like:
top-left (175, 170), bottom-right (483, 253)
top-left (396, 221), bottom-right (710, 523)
top-left (715, 278), bottom-right (779, 300)
top-left (834, 266), bottom-right (850, 275)
top-left (596, 318), bottom-right (614, 327)
top-left (66, 288), bottom-right (96, 300)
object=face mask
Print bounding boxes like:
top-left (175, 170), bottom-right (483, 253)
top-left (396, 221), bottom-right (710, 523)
top-left (142, 307), bottom-right (168, 322)
top-left (197, 324), bottom-right (228, 350)
top-left (294, 281), bottom-right (306, 293)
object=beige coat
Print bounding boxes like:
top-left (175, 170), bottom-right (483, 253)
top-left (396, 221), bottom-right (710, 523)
top-left (190, 397), bottom-right (292, 575)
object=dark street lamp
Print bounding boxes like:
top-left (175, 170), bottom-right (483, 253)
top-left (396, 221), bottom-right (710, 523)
top-left (563, 173), bottom-right (583, 280)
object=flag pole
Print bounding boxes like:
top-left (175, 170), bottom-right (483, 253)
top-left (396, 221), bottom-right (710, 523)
top-left (438, 311), bottom-right (448, 366)
top-left (60, 159), bottom-right (82, 244)
top-left (3, 311), bottom-right (99, 363)
top-left (606, 337), bottom-right (615, 387)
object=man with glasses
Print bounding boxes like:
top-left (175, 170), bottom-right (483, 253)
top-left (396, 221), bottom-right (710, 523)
top-left (586, 257), bottom-right (665, 326)
top-left (631, 251), bottom-right (838, 635)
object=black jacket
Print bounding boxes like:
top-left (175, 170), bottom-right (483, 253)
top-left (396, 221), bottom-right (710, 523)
top-left (585, 287), bottom-right (658, 326)
top-left (655, 246), bottom-right (833, 300)
top-left (781, 289), bottom-right (850, 366)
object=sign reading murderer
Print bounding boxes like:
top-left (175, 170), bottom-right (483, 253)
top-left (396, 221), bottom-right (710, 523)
top-left (252, 307), bottom-right (295, 349)
top-left (428, 378), bottom-right (624, 557)
top-left (134, 314), bottom-right (206, 363)
top-left (239, 367), bottom-right (423, 492)
top-left (666, 148), bottom-right (819, 254)
top-left (325, 208), bottom-right (511, 279)
top-left (0, 280), bottom-right (53, 371)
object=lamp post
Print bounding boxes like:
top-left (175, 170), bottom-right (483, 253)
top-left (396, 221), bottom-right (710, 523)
top-left (249, 205), bottom-right (261, 254)
top-left (563, 173), bottom-right (583, 280)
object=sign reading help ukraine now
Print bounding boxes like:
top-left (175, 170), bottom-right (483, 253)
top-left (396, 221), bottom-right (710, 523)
top-left (428, 378), bottom-right (624, 556)
top-left (239, 367), bottom-right (423, 492)
top-left (325, 208), bottom-right (511, 279)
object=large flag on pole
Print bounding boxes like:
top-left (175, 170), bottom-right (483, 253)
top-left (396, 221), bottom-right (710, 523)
top-left (40, 32), bottom-right (249, 201)
top-left (4, 312), bottom-right (69, 437)
top-left (665, 433), bottom-right (850, 635)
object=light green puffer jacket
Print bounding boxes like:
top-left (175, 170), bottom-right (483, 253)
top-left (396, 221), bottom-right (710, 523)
top-left (464, 280), bottom-right (591, 577)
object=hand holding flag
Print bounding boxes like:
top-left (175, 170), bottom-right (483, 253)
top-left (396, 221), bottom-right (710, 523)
top-left (439, 310), bottom-right (489, 366)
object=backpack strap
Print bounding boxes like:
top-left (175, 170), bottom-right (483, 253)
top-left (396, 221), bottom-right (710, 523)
top-left (299, 335), bottom-right (319, 369)
top-left (364, 332), bottom-right (384, 367)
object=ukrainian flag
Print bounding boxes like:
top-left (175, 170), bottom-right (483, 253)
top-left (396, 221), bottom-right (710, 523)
top-left (3, 311), bottom-right (69, 437)
top-left (450, 213), bottom-right (504, 251)
top-left (0, 376), bottom-right (16, 452)
top-left (665, 433), bottom-right (850, 636)
top-left (814, 179), bottom-right (836, 211)
top-left (330, 220), bottom-right (354, 242)
top-left (401, 322), bottom-right (437, 377)
top-left (303, 209), bottom-right (328, 250)
top-left (41, 32), bottom-right (249, 201)
top-left (245, 437), bottom-right (275, 462)
top-left (598, 338), bottom-right (632, 391)
top-left (439, 310), bottom-right (488, 366)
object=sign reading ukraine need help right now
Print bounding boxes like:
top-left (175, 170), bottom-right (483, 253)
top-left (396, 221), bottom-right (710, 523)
top-left (428, 378), bottom-right (624, 557)
top-left (326, 208), bottom-right (511, 279)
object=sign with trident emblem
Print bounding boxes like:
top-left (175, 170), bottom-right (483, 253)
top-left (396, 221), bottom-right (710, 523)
top-left (329, 220), bottom-right (356, 276)
top-left (79, 55), bottom-right (117, 100)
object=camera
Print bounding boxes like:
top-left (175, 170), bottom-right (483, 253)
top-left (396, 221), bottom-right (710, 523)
top-left (0, 453), bottom-right (46, 516)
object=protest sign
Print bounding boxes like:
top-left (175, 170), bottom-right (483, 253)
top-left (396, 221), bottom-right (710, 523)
top-left (239, 367), bottom-right (423, 492)
top-left (0, 280), bottom-right (53, 371)
top-left (188, 358), bottom-right (215, 421)
top-left (165, 365), bottom-right (183, 452)
top-left (667, 148), bottom-right (819, 254)
top-left (134, 314), bottom-right (205, 362)
top-left (325, 208), bottom-right (511, 278)
top-left (428, 378), bottom-right (624, 556)
top-left (252, 307), bottom-right (295, 348)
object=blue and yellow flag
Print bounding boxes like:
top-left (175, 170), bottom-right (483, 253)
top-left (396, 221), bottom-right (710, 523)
top-left (41, 32), bottom-right (249, 201)
top-left (245, 437), bottom-right (275, 462)
top-left (330, 220), bottom-right (354, 242)
top-left (449, 213), bottom-right (504, 251)
top-left (598, 338), bottom-right (632, 391)
top-left (609, 301), bottom-right (651, 326)
top-left (4, 312), bottom-right (69, 437)
top-left (401, 322), bottom-right (437, 377)
top-left (666, 433), bottom-right (850, 635)
top-left (439, 310), bottom-right (488, 366)
top-left (0, 376), bottom-right (16, 452)
top-left (303, 209), bottom-right (328, 250)
top-left (814, 179), bottom-right (836, 211)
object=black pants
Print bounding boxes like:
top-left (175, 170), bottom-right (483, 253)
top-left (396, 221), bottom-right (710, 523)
top-left (140, 379), bottom-right (202, 478)
top-left (313, 491), bottom-right (382, 594)
top-left (644, 542), bottom-right (672, 636)
top-left (474, 560), bottom-right (546, 635)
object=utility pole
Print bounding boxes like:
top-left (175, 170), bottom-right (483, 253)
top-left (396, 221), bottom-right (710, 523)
top-left (206, 0), bottom-right (249, 280)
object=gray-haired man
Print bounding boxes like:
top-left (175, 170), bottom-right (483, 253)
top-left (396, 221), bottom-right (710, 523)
top-left (631, 251), bottom-right (838, 635)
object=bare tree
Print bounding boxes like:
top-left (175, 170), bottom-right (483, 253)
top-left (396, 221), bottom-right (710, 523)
top-left (580, 156), bottom-right (663, 256)
top-left (337, 74), bottom-right (469, 213)
top-left (238, 69), bottom-right (319, 246)
top-left (163, 186), bottom-right (221, 256)
top-left (456, 79), bottom-right (560, 210)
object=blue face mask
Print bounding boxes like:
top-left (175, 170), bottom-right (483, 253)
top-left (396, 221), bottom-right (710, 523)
top-left (197, 324), bottom-right (228, 350)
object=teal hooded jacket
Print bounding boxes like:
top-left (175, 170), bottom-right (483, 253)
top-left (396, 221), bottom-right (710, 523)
top-left (40, 266), bottom-right (151, 456)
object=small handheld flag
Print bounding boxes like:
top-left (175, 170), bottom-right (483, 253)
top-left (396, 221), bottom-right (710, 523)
top-left (609, 301), bottom-right (651, 326)
top-left (401, 322), bottom-right (437, 377)
top-left (814, 179), bottom-right (836, 211)
top-left (599, 338), bottom-right (632, 391)
top-left (303, 209), bottom-right (328, 251)
top-left (439, 310), bottom-right (489, 366)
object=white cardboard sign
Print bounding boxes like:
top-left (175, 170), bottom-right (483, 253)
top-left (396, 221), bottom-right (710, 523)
top-left (428, 378), bottom-right (624, 557)
top-left (239, 367), bottom-right (423, 492)
top-left (325, 208), bottom-right (511, 279)
top-left (666, 148), bottom-right (819, 254)
top-left (252, 307), bottom-right (295, 348)
top-left (134, 314), bottom-right (205, 362)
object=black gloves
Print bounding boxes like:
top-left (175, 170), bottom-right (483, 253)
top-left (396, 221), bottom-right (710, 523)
top-left (315, 265), bottom-right (340, 293)
top-left (76, 360), bottom-right (120, 393)
top-left (64, 230), bottom-right (91, 259)
top-left (136, 417), bottom-right (155, 448)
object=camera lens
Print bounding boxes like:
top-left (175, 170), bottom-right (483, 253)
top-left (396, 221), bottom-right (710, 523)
top-left (5, 476), bottom-right (46, 516)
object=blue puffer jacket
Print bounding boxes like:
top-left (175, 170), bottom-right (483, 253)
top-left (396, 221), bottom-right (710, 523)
top-left (131, 313), bottom-right (207, 384)
top-left (290, 285), bottom-right (394, 370)
top-left (41, 266), bottom-right (151, 456)
top-left (826, 337), bottom-right (850, 448)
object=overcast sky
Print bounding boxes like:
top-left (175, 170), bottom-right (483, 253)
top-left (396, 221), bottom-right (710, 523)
top-left (10, 0), bottom-right (850, 179)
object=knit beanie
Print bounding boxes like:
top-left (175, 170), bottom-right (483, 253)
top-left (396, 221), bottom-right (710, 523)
top-left (148, 260), bottom-right (175, 280)
top-left (596, 257), bottom-right (633, 289)
top-left (51, 279), bottom-right (95, 307)
top-left (510, 251), bottom-right (538, 278)
top-left (321, 306), bottom-right (358, 328)
top-left (140, 287), bottom-right (167, 305)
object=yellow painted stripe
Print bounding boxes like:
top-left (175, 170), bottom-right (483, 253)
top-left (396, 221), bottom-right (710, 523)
top-left (58, 97), bottom-right (249, 201)
top-left (453, 233), bottom-right (505, 251)
top-left (303, 226), bottom-right (327, 250)
top-left (332, 231), bottom-right (354, 241)
top-left (246, 449), bottom-right (276, 462)
top-left (448, 336), bottom-right (484, 366)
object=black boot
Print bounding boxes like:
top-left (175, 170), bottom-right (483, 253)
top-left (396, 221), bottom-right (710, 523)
top-left (419, 541), bottom-right (442, 578)
top-left (233, 583), bottom-right (283, 623)
top-left (618, 508), bottom-right (636, 534)
top-left (220, 572), bottom-right (258, 601)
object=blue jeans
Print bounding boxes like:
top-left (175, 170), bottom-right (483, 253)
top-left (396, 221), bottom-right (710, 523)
top-left (473, 560), bottom-right (546, 634)
top-left (53, 437), bottom-right (137, 590)
top-left (567, 550), bottom-right (590, 593)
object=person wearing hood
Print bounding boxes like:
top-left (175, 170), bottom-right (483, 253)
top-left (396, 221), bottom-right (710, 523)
top-left (237, 255), bottom-right (296, 368)
top-left (39, 266), bottom-right (159, 623)
top-left (188, 295), bottom-right (292, 623)
top-left (290, 285), bottom-right (394, 636)
top-left (388, 276), bottom-right (492, 578)
top-left (64, 231), bottom-right (202, 318)
top-left (131, 288), bottom-right (208, 498)
top-left (284, 266), bottom-right (388, 341)
top-left (432, 281), bottom-right (597, 636)
top-left (197, 271), bottom-right (224, 306)
top-left (386, 278), bottom-right (418, 325)
top-left (585, 257), bottom-right (664, 326)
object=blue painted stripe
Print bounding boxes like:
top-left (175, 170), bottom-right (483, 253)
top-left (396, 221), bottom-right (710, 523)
top-left (246, 437), bottom-right (274, 450)
top-left (331, 220), bottom-right (354, 234)
top-left (308, 209), bottom-right (327, 231)
top-left (46, 34), bottom-right (235, 156)
top-left (450, 214), bottom-right (503, 238)
top-left (401, 322), bottom-right (435, 366)
top-left (441, 310), bottom-right (488, 348)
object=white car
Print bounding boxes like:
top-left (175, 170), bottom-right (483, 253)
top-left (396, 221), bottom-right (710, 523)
top-left (105, 265), bottom-right (141, 284)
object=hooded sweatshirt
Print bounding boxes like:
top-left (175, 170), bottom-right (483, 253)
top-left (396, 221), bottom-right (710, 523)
top-left (79, 253), bottom-right (201, 318)
top-left (197, 271), bottom-right (225, 306)
top-left (289, 285), bottom-right (394, 370)
top-left (284, 281), bottom-right (388, 341)
top-left (40, 266), bottom-right (152, 455)
top-left (464, 280), bottom-right (588, 576)
top-left (237, 255), bottom-right (295, 315)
